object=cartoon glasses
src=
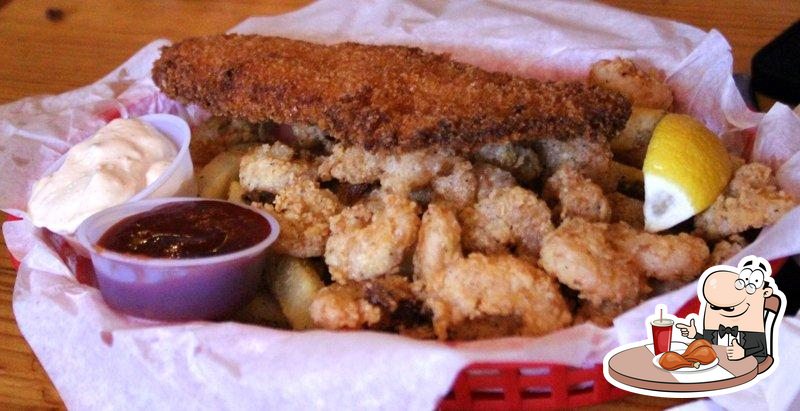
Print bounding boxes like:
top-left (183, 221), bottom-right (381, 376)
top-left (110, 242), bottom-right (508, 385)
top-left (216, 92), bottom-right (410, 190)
top-left (735, 267), bottom-right (765, 294)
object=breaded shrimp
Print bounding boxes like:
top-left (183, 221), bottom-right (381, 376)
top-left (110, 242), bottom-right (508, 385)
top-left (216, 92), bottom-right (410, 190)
top-left (617, 229), bottom-right (709, 282)
top-left (532, 136), bottom-right (616, 191)
top-left (318, 144), bottom-right (382, 185)
top-left (380, 148), bottom-right (454, 194)
top-left (475, 142), bottom-right (541, 184)
top-left (431, 158), bottom-right (477, 210)
top-left (540, 218), bottom-right (709, 305)
top-left (415, 204), bottom-right (572, 339)
top-left (325, 192), bottom-right (420, 282)
top-left (254, 180), bottom-right (342, 258)
top-left (239, 141), bottom-right (317, 193)
top-left (544, 166), bottom-right (611, 223)
top-left (459, 186), bottom-right (554, 257)
top-left (709, 235), bottom-right (747, 265)
top-left (539, 218), bottom-right (646, 306)
top-left (310, 275), bottom-right (429, 332)
top-left (588, 58), bottom-right (673, 110)
top-left (473, 162), bottom-right (517, 198)
top-left (695, 162), bottom-right (798, 240)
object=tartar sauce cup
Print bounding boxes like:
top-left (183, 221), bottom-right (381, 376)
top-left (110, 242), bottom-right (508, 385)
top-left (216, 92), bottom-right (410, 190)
top-left (39, 113), bottom-right (196, 256)
top-left (75, 198), bottom-right (280, 321)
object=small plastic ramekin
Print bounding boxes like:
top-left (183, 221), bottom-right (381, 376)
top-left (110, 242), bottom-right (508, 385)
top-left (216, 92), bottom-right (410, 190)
top-left (40, 114), bottom-right (196, 255)
top-left (75, 197), bottom-right (280, 321)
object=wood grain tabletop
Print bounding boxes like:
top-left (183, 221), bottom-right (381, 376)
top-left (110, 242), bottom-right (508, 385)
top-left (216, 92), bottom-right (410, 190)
top-left (1, 1), bottom-right (798, 409)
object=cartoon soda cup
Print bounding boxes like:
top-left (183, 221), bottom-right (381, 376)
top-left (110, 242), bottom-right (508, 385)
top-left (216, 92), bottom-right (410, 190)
top-left (651, 318), bottom-right (674, 355)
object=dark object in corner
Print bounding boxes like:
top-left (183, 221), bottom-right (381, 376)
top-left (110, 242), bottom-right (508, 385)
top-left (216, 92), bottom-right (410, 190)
top-left (45, 7), bottom-right (64, 22)
top-left (751, 20), bottom-right (800, 107)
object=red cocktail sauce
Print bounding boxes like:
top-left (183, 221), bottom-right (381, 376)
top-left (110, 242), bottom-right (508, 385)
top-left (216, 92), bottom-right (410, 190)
top-left (98, 201), bottom-right (271, 259)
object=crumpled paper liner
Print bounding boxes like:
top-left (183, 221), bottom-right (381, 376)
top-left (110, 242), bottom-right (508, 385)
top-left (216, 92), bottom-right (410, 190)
top-left (2, 1), bottom-right (799, 409)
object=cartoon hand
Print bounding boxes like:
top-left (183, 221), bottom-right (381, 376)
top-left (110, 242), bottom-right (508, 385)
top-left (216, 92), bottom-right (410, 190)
top-left (727, 339), bottom-right (745, 360)
top-left (676, 319), bottom-right (697, 339)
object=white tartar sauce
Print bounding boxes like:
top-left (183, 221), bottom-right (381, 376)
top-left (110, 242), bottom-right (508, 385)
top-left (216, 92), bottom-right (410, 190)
top-left (28, 118), bottom-right (178, 234)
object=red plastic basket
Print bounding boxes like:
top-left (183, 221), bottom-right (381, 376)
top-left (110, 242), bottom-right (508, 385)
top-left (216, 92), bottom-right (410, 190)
top-left (1, 213), bottom-right (789, 409)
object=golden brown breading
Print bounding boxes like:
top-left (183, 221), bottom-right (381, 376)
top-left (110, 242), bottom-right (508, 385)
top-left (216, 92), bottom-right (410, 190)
top-left (539, 219), bottom-right (646, 306)
top-left (574, 300), bottom-right (639, 328)
top-left (473, 162), bottom-right (517, 198)
top-left (540, 218), bottom-right (708, 305)
top-left (611, 107), bottom-right (666, 168)
top-left (459, 186), bottom-right (554, 257)
top-left (532, 136), bottom-right (616, 191)
top-left (607, 192), bottom-right (644, 229)
top-left (325, 192), bottom-right (420, 282)
top-left (414, 204), bottom-right (572, 340)
top-left (544, 166), bottom-right (611, 223)
top-left (475, 143), bottom-right (541, 183)
top-left (240, 142), bottom-right (317, 193)
top-left (310, 275), bottom-right (430, 333)
top-left (253, 180), bottom-right (342, 258)
top-left (430, 159), bottom-right (478, 210)
top-left (709, 235), bottom-right (747, 265)
top-left (694, 162), bottom-right (798, 240)
top-left (153, 34), bottom-right (631, 153)
top-left (589, 58), bottom-right (673, 110)
top-left (617, 229), bottom-right (709, 283)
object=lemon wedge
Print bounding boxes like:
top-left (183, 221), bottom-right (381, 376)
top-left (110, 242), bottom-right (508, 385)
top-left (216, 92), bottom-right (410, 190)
top-left (643, 114), bottom-right (732, 232)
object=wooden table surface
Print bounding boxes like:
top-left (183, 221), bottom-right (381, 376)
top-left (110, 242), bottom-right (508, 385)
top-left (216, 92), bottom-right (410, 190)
top-left (1, 0), bottom-right (797, 409)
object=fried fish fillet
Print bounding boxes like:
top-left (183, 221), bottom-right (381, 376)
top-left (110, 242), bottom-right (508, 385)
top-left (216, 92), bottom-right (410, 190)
top-left (153, 34), bottom-right (631, 152)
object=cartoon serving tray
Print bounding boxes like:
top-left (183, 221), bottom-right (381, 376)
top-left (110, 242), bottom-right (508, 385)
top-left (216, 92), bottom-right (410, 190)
top-left (604, 255), bottom-right (787, 398)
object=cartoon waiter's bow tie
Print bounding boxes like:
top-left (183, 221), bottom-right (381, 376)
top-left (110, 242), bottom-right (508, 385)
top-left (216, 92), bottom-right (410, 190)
top-left (718, 325), bottom-right (739, 337)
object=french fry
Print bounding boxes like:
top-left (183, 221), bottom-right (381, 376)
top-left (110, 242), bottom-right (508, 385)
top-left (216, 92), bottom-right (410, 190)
top-left (267, 255), bottom-right (325, 330)
top-left (228, 180), bottom-right (246, 204)
top-left (612, 161), bottom-right (644, 199)
top-left (232, 290), bottom-right (291, 329)
top-left (610, 107), bottom-right (666, 167)
top-left (197, 150), bottom-right (245, 199)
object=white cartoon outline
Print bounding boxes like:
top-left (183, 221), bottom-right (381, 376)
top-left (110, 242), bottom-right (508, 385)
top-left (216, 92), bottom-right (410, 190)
top-left (603, 255), bottom-right (787, 398)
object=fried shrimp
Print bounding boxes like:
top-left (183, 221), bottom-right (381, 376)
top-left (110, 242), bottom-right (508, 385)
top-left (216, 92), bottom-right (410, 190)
top-left (414, 204), bottom-right (572, 339)
top-left (540, 218), bottom-right (709, 305)
top-left (325, 192), bottom-right (420, 282)
top-left (617, 229), bottom-right (709, 283)
top-left (474, 162), bottom-right (517, 198)
top-left (695, 162), bottom-right (798, 240)
top-left (154, 34), bottom-right (631, 153)
top-left (475, 142), bottom-right (541, 184)
top-left (240, 141), bottom-right (317, 193)
top-left (709, 235), bottom-right (747, 265)
top-left (431, 158), bottom-right (477, 210)
top-left (310, 275), bottom-right (430, 333)
top-left (459, 186), bottom-right (554, 257)
top-left (539, 218), bottom-right (646, 306)
top-left (317, 144), bottom-right (382, 185)
top-left (532, 136), bottom-right (616, 191)
top-left (380, 148), bottom-right (454, 194)
top-left (588, 58), bottom-right (673, 110)
top-left (254, 180), bottom-right (342, 258)
top-left (544, 166), bottom-right (611, 223)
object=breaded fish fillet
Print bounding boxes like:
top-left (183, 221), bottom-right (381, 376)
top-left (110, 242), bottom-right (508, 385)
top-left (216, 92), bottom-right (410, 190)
top-left (153, 34), bottom-right (631, 152)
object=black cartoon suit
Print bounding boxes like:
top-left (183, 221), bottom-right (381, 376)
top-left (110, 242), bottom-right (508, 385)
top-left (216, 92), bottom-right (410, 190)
top-left (696, 326), bottom-right (768, 363)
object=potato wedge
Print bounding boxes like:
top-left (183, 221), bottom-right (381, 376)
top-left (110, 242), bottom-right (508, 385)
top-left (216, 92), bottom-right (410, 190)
top-left (611, 107), bottom-right (666, 167)
top-left (611, 161), bottom-right (644, 199)
top-left (268, 256), bottom-right (325, 330)
top-left (228, 180), bottom-right (246, 204)
top-left (197, 150), bottom-right (245, 199)
top-left (232, 290), bottom-right (291, 328)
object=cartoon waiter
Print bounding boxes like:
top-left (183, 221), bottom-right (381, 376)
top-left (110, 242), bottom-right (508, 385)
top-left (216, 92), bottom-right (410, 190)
top-left (676, 256), bottom-right (781, 363)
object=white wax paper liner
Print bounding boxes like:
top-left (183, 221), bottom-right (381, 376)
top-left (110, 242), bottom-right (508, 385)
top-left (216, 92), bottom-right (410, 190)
top-left (2, 1), bottom-right (799, 409)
